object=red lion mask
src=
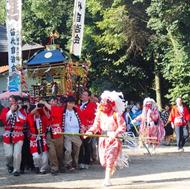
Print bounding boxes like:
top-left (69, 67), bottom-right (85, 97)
top-left (99, 99), bottom-right (115, 115)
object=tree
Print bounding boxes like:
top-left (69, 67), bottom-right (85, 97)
top-left (0, 0), bottom-right (75, 48)
top-left (0, 0), bottom-right (6, 25)
top-left (83, 0), bottom-right (154, 100)
top-left (0, 0), bottom-right (160, 102)
top-left (146, 0), bottom-right (190, 106)
top-left (22, 0), bottom-right (74, 49)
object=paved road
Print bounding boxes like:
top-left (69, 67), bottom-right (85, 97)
top-left (0, 142), bottom-right (190, 189)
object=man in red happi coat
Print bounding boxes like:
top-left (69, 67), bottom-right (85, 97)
top-left (2, 95), bottom-right (26, 176)
top-left (40, 97), bottom-right (65, 175)
top-left (78, 90), bottom-right (97, 169)
top-left (27, 106), bottom-right (49, 174)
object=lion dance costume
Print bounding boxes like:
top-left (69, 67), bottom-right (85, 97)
top-left (132, 97), bottom-right (165, 153)
top-left (86, 91), bottom-right (126, 186)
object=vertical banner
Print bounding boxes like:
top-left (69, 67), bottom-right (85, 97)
top-left (70, 0), bottom-right (86, 58)
top-left (6, 0), bottom-right (22, 92)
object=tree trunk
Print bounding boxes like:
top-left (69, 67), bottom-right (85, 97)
top-left (155, 72), bottom-right (162, 110)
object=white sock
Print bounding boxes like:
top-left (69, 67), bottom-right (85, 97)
top-left (104, 168), bottom-right (112, 186)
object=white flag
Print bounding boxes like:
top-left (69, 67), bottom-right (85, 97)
top-left (6, 0), bottom-right (22, 92)
top-left (70, 0), bottom-right (86, 58)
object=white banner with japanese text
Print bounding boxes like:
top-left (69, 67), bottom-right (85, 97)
top-left (6, 0), bottom-right (22, 92)
top-left (70, 0), bottom-right (86, 57)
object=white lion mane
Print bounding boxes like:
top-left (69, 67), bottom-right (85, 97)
top-left (100, 90), bottom-right (125, 114)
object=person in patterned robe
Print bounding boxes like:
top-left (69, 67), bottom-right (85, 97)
top-left (132, 97), bottom-right (165, 153)
top-left (85, 91), bottom-right (126, 186)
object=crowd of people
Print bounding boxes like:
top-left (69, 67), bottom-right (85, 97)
top-left (0, 90), bottom-right (190, 186)
top-left (0, 90), bottom-right (97, 177)
top-left (124, 97), bottom-right (190, 151)
top-left (124, 97), bottom-right (190, 153)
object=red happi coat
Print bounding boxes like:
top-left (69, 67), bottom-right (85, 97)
top-left (0, 107), bottom-right (9, 125)
top-left (169, 105), bottom-right (190, 126)
top-left (3, 109), bottom-right (26, 144)
top-left (79, 101), bottom-right (97, 133)
top-left (27, 113), bottom-right (48, 154)
top-left (49, 106), bottom-right (64, 138)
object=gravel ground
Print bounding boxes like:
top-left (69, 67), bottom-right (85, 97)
top-left (0, 142), bottom-right (190, 189)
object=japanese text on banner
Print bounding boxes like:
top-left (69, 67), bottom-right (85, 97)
top-left (6, 0), bottom-right (22, 92)
top-left (70, 0), bottom-right (86, 57)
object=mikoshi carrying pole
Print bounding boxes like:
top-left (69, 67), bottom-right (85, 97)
top-left (56, 132), bottom-right (137, 147)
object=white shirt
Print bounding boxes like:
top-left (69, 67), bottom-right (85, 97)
top-left (64, 109), bottom-right (80, 133)
top-left (177, 105), bottom-right (184, 113)
top-left (35, 118), bottom-right (41, 130)
top-left (80, 101), bottom-right (88, 110)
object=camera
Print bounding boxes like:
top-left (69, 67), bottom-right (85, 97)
top-left (37, 103), bottom-right (44, 108)
top-left (22, 105), bottom-right (28, 109)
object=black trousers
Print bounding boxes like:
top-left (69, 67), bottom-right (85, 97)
top-left (175, 125), bottom-right (189, 149)
top-left (20, 137), bottom-right (34, 172)
top-left (78, 138), bottom-right (92, 165)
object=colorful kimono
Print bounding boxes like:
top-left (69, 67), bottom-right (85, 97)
top-left (88, 111), bottom-right (126, 169)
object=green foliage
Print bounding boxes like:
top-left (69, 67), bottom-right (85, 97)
top-left (1, 0), bottom-right (177, 102)
top-left (22, 0), bottom-right (74, 48)
top-left (94, 5), bottom-right (127, 55)
top-left (0, 0), bottom-right (161, 101)
top-left (83, 0), bottom-right (154, 99)
top-left (0, 0), bottom-right (6, 25)
top-left (146, 0), bottom-right (190, 106)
